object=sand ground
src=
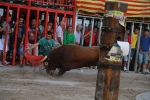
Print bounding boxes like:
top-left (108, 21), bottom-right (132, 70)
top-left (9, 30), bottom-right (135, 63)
top-left (0, 66), bottom-right (150, 100)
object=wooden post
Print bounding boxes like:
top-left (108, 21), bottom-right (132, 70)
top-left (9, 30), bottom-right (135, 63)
top-left (95, 2), bottom-right (128, 100)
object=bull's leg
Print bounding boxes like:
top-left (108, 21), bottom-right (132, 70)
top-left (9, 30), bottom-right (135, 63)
top-left (58, 70), bottom-right (66, 76)
top-left (49, 70), bottom-right (57, 76)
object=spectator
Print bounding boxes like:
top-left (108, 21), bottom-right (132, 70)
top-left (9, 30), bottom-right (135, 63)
top-left (47, 22), bottom-right (53, 33)
top-left (63, 26), bottom-right (75, 45)
top-left (28, 19), bottom-right (38, 56)
top-left (130, 27), bottom-right (139, 61)
top-left (15, 17), bottom-right (26, 67)
top-left (137, 29), bottom-right (150, 75)
top-left (84, 27), bottom-right (98, 46)
top-left (27, 31), bottom-right (55, 56)
top-left (74, 24), bottom-right (82, 45)
top-left (1, 15), bottom-right (13, 65)
top-left (55, 21), bottom-right (65, 48)
top-left (123, 28), bottom-right (131, 71)
top-left (83, 24), bottom-right (92, 46)
top-left (0, 22), bottom-right (8, 66)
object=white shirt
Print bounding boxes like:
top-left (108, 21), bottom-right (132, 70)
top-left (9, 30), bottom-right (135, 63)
top-left (55, 26), bottom-right (63, 45)
top-left (75, 31), bottom-right (81, 44)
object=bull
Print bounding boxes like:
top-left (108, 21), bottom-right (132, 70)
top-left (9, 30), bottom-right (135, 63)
top-left (43, 45), bottom-right (100, 76)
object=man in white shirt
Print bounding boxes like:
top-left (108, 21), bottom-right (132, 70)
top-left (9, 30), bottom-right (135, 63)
top-left (55, 21), bottom-right (65, 48)
top-left (75, 24), bottom-right (82, 45)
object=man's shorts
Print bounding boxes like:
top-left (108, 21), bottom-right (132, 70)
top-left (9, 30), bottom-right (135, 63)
top-left (130, 48), bottom-right (136, 59)
top-left (148, 53), bottom-right (150, 61)
top-left (123, 55), bottom-right (128, 61)
top-left (0, 39), bottom-right (9, 52)
top-left (139, 52), bottom-right (148, 64)
top-left (17, 45), bottom-right (24, 55)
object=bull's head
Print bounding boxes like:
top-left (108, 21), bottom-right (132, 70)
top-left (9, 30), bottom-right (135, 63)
top-left (43, 57), bottom-right (56, 76)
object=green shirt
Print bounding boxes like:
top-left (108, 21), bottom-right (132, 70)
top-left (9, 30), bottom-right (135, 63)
top-left (38, 37), bottom-right (55, 55)
top-left (63, 30), bottom-right (75, 45)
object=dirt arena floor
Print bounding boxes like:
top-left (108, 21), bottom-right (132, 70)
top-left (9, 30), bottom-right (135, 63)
top-left (0, 66), bottom-right (150, 100)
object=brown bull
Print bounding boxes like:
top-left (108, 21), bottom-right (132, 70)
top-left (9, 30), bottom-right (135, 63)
top-left (43, 45), bottom-right (100, 76)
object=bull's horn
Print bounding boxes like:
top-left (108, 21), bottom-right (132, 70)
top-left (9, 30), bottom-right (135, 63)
top-left (40, 56), bottom-right (47, 62)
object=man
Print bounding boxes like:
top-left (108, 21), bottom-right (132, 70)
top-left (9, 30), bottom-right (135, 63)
top-left (15, 17), bottom-right (26, 67)
top-left (74, 24), bottom-right (82, 45)
top-left (130, 27), bottom-right (139, 61)
top-left (27, 31), bottom-right (55, 56)
top-left (123, 28), bottom-right (131, 71)
top-left (55, 21), bottom-right (65, 48)
top-left (28, 19), bottom-right (38, 56)
top-left (0, 22), bottom-right (8, 66)
top-left (84, 27), bottom-right (98, 46)
top-left (83, 24), bottom-right (92, 46)
top-left (63, 26), bottom-right (75, 45)
top-left (1, 15), bottom-right (13, 65)
top-left (137, 29), bottom-right (150, 75)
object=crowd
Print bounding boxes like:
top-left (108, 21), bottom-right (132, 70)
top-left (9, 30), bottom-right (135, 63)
top-left (123, 28), bottom-right (150, 75)
top-left (0, 14), bottom-right (99, 68)
top-left (0, 14), bottom-right (150, 75)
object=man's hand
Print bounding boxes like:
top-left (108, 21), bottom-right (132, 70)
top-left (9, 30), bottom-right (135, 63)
top-left (20, 43), bottom-right (23, 48)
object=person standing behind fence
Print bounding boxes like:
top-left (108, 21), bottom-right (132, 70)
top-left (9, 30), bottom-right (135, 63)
top-left (14, 17), bottom-right (26, 68)
top-left (1, 15), bottom-right (14, 65)
top-left (0, 22), bottom-right (9, 66)
top-left (63, 26), bottom-right (75, 45)
top-left (55, 21), bottom-right (65, 48)
top-left (38, 19), bottom-right (44, 40)
top-left (137, 29), bottom-right (150, 75)
top-left (130, 27), bottom-right (139, 61)
top-left (84, 27), bottom-right (98, 46)
top-left (123, 28), bottom-right (131, 71)
top-left (75, 24), bottom-right (82, 45)
top-left (28, 19), bottom-right (38, 56)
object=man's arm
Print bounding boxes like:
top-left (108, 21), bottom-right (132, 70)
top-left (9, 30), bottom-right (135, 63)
top-left (84, 31), bottom-right (92, 39)
top-left (26, 43), bottom-right (39, 50)
top-left (57, 37), bottom-right (62, 45)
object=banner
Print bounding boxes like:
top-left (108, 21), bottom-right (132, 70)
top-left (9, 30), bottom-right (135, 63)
top-left (76, 0), bottom-right (150, 17)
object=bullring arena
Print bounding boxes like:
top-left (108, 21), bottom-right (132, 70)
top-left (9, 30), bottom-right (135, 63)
top-left (0, 66), bottom-right (149, 100)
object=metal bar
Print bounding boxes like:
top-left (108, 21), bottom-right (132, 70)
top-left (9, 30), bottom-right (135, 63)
top-left (134, 23), bottom-right (142, 72)
top-left (126, 21), bottom-right (150, 24)
top-left (97, 19), bottom-right (103, 45)
top-left (2, 6), bottom-right (10, 65)
top-left (25, 9), bottom-right (30, 49)
top-left (81, 17), bottom-right (86, 46)
top-left (78, 15), bottom-right (103, 20)
top-left (89, 18), bottom-right (94, 47)
top-left (33, 10), bottom-right (39, 56)
top-left (12, 8), bottom-right (20, 66)
top-left (53, 13), bottom-right (57, 40)
top-left (43, 11), bottom-right (48, 37)
top-left (74, 8), bottom-right (78, 35)
top-left (127, 22), bottom-right (134, 71)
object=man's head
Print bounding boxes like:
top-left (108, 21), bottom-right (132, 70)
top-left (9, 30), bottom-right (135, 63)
top-left (46, 31), bottom-right (53, 40)
top-left (144, 29), bottom-right (149, 36)
top-left (126, 28), bottom-right (130, 35)
top-left (60, 21), bottom-right (65, 28)
top-left (8, 16), bottom-right (12, 22)
top-left (93, 27), bottom-right (98, 33)
top-left (88, 24), bottom-right (92, 30)
top-left (68, 26), bottom-right (72, 33)
top-left (31, 19), bottom-right (36, 27)
top-left (47, 25), bottom-right (52, 31)
top-left (134, 27), bottom-right (140, 34)
top-left (19, 17), bottom-right (24, 25)
top-left (39, 19), bottom-right (42, 25)
top-left (76, 24), bottom-right (82, 31)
